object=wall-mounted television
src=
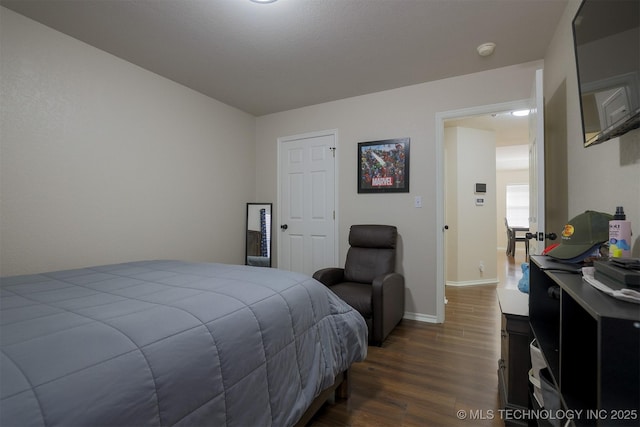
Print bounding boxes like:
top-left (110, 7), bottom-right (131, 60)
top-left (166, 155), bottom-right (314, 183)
top-left (572, 0), bottom-right (640, 147)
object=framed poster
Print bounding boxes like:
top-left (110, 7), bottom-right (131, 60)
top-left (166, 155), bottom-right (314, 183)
top-left (357, 138), bottom-right (410, 193)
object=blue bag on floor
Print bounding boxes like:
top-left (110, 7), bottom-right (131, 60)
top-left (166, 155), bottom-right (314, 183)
top-left (518, 262), bottom-right (530, 293)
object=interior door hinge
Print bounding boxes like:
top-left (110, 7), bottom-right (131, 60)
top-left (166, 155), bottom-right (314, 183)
top-left (329, 147), bottom-right (336, 157)
top-left (333, 210), bottom-right (335, 220)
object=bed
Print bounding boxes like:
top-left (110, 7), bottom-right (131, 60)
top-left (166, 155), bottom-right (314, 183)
top-left (0, 260), bottom-right (368, 426)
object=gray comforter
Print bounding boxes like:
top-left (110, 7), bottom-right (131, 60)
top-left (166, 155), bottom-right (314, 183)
top-left (0, 260), bottom-right (368, 426)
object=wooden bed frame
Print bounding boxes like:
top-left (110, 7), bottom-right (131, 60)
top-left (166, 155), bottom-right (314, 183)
top-left (294, 369), bottom-right (350, 426)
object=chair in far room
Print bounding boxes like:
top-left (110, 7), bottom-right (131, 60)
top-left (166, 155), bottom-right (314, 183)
top-left (505, 218), bottom-right (516, 256)
top-left (505, 218), bottom-right (529, 258)
top-left (313, 224), bottom-right (405, 346)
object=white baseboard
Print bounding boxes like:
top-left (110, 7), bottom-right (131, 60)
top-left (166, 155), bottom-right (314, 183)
top-left (403, 311), bottom-right (439, 323)
top-left (446, 278), bottom-right (499, 287)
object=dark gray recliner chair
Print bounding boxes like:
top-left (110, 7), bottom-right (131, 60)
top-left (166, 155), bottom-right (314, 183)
top-left (313, 224), bottom-right (405, 346)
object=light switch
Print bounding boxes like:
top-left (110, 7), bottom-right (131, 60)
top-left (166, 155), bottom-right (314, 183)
top-left (414, 196), bottom-right (422, 208)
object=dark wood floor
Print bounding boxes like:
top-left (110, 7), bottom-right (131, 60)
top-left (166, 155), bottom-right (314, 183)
top-left (309, 251), bottom-right (525, 427)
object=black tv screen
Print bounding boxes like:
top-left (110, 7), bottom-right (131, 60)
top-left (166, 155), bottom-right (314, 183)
top-left (572, 0), bottom-right (640, 147)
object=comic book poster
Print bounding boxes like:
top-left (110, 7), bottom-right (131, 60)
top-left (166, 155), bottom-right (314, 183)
top-left (358, 138), bottom-right (410, 193)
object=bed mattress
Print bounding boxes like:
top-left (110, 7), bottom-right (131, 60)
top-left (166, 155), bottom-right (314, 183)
top-left (0, 260), bottom-right (367, 426)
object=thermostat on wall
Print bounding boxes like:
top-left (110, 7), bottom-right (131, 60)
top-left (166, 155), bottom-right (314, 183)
top-left (475, 183), bottom-right (487, 194)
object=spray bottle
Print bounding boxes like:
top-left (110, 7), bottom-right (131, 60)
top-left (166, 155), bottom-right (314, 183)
top-left (609, 206), bottom-right (632, 258)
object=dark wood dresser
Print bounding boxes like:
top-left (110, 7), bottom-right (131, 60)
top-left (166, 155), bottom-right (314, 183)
top-left (498, 288), bottom-right (530, 426)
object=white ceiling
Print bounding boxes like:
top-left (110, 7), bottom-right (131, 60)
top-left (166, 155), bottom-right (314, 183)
top-left (1, 0), bottom-right (568, 116)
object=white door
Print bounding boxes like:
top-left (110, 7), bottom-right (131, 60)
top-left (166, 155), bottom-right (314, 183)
top-left (278, 131), bottom-right (337, 276)
top-left (528, 69), bottom-right (546, 255)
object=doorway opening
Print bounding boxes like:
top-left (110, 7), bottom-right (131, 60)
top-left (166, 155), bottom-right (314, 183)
top-left (435, 99), bottom-right (530, 323)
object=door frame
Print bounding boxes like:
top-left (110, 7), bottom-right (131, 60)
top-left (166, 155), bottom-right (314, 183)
top-left (435, 99), bottom-right (530, 323)
top-left (276, 129), bottom-right (340, 271)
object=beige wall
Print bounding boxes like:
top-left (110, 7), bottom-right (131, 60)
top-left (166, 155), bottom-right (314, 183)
top-left (445, 127), bottom-right (497, 286)
top-left (545, 0), bottom-right (640, 254)
top-left (0, 9), bottom-right (256, 275)
top-left (255, 61), bottom-right (543, 319)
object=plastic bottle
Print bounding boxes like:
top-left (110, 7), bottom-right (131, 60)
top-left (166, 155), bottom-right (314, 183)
top-left (609, 206), bottom-right (632, 258)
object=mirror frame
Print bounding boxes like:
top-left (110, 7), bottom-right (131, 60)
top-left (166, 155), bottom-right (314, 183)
top-left (245, 203), bottom-right (272, 267)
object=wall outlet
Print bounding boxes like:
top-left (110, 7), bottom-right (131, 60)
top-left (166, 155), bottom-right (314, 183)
top-left (479, 261), bottom-right (485, 273)
top-left (414, 196), bottom-right (422, 208)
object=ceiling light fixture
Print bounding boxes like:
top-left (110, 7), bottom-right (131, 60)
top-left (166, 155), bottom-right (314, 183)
top-left (511, 110), bottom-right (530, 117)
top-left (477, 42), bottom-right (496, 57)
top-left (250, 0), bottom-right (278, 3)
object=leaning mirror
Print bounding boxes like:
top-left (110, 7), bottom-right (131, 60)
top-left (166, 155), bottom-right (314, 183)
top-left (245, 203), bottom-right (272, 267)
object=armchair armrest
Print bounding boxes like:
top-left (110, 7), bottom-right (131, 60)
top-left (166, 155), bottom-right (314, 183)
top-left (371, 273), bottom-right (405, 345)
top-left (313, 268), bottom-right (346, 287)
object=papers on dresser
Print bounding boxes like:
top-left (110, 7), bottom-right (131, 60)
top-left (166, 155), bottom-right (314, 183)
top-left (582, 267), bottom-right (640, 304)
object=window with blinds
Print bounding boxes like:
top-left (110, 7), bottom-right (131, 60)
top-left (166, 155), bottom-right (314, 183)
top-left (506, 184), bottom-right (529, 228)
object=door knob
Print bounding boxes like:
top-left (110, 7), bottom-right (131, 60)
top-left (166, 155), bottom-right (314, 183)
top-left (526, 232), bottom-right (558, 241)
top-left (280, 224), bottom-right (288, 230)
